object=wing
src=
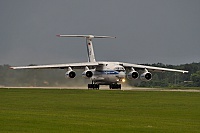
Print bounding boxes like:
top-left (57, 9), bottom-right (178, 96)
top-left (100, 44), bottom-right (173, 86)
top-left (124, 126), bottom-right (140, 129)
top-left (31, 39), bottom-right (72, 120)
top-left (121, 62), bottom-right (188, 73)
top-left (10, 62), bottom-right (99, 70)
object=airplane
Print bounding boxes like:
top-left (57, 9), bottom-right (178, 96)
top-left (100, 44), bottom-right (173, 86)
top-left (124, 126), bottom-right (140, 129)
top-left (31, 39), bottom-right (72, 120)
top-left (11, 35), bottom-right (188, 89)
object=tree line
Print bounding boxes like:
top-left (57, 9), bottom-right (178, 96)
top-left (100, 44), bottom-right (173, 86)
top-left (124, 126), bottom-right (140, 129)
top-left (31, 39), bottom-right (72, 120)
top-left (127, 62), bottom-right (200, 87)
top-left (0, 62), bottom-right (200, 87)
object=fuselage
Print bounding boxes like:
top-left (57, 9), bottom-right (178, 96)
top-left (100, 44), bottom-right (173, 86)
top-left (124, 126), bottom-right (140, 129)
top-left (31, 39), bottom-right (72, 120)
top-left (91, 62), bottom-right (126, 85)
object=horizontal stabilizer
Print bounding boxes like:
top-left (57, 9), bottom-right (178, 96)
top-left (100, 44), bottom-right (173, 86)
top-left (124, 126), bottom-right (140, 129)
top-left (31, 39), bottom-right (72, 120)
top-left (56, 35), bottom-right (116, 39)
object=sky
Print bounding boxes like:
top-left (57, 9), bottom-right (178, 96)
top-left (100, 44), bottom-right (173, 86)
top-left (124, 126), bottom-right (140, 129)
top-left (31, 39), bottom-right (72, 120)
top-left (0, 0), bottom-right (200, 66)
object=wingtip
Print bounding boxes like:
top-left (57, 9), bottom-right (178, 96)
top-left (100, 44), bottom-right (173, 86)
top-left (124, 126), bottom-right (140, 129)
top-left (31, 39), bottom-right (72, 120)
top-left (9, 67), bottom-right (14, 69)
top-left (183, 71), bottom-right (189, 74)
top-left (56, 35), bottom-right (61, 37)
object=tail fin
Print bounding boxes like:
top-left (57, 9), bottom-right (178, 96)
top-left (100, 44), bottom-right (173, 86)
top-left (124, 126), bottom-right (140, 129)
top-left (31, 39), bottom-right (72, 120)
top-left (86, 37), bottom-right (96, 62)
top-left (57, 35), bottom-right (116, 62)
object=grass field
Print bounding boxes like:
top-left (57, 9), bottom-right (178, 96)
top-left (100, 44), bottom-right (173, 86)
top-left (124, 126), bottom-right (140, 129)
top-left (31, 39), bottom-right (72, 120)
top-left (0, 88), bottom-right (200, 133)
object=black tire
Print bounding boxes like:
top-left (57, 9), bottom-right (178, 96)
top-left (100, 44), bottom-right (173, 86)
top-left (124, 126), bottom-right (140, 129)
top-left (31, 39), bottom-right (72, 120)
top-left (109, 84), bottom-right (112, 89)
top-left (88, 84), bottom-right (99, 90)
top-left (109, 84), bottom-right (121, 89)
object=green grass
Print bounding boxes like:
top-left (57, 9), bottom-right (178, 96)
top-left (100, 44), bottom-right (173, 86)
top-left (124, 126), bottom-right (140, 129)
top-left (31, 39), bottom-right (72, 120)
top-left (166, 86), bottom-right (200, 90)
top-left (0, 88), bottom-right (200, 133)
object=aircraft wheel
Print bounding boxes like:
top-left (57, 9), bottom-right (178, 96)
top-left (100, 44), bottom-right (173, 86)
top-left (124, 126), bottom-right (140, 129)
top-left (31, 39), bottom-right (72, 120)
top-left (109, 84), bottom-right (121, 89)
top-left (88, 84), bottom-right (99, 90)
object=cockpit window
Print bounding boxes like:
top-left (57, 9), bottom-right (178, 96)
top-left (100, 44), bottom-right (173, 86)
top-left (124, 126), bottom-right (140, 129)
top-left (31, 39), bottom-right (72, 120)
top-left (114, 67), bottom-right (125, 72)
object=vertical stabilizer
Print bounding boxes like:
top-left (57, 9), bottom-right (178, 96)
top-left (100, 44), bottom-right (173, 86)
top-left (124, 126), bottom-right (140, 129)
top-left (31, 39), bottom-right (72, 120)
top-left (57, 35), bottom-right (116, 62)
top-left (86, 37), bottom-right (96, 62)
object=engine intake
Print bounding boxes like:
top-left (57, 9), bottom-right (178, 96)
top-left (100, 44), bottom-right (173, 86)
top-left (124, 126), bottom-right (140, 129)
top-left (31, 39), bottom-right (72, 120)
top-left (140, 72), bottom-right (152, 81)
top-left (127, 71), bottom-right (139, 80)
top-left (65, 70), bottom-right (76, 78)
top-left (82, 70), bottom-right (93, 78)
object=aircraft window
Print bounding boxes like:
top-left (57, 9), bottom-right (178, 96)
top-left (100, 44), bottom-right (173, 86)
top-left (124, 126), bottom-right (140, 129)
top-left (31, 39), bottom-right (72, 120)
top-left (115, 67), bottom-right (125, 72)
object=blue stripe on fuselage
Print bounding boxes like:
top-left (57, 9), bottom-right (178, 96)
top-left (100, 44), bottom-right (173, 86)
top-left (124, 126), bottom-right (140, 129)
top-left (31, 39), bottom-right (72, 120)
top-left (96, 70), bottom-right (119, 75)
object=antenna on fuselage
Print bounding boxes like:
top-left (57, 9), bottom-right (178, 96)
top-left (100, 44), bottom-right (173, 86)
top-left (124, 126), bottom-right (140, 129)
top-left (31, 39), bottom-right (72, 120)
top-left (56, 35), bottom-right (116, 62)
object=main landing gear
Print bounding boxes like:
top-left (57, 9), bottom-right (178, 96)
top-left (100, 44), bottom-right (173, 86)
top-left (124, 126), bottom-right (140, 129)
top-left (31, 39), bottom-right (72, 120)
top-left (88, 81), bottom-right (99, 90)
top-left (88, 84), bottom-right (99, 90)
top-left (88, 81), bottom-right (122, 90)
top-left (109, 84), bottom-right (121, 89)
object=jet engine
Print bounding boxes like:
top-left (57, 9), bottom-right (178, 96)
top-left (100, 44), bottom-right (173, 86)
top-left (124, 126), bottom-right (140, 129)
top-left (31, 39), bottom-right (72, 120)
top-left (82, 70), bottom-right (93, 78)
top-left (140, 71), bottom-right (152, 81)
top-left (65, 70), bottom-right (76, 78)
top-left (127, 70), bottom-right (139, 80)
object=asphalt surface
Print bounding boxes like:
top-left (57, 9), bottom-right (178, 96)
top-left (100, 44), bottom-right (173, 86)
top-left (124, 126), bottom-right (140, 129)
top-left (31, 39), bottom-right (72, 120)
top-left (1, 86), bottom-right (200, 92)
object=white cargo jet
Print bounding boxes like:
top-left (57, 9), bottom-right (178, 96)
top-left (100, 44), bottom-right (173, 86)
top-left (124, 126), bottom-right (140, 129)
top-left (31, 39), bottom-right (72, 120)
top-left (11, 35), bottom-right (188, 89)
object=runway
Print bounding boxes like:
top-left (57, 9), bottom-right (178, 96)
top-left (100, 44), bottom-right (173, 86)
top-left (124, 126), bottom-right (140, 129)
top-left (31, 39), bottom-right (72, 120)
top-left (1, 86), bottom-right (200, 92)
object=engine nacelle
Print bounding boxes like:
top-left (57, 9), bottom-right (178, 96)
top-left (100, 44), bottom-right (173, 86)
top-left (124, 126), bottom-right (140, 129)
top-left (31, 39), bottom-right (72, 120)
top-left (65, 70), bottom-right (76, 79)
top-left (140, 72), bottom-right (152, 81)
top-left (127, 71), bottom-right (139, 80)
top-left (82, 70), bottom-right (93, 78)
